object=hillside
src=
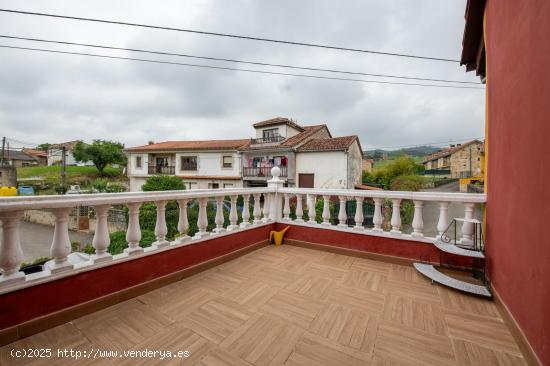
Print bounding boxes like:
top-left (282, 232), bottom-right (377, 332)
top-left (364, 145), bottom-right (441, 159)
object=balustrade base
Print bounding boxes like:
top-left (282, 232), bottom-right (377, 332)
top-left (0, 271), bottom-right (25, 286)
top-left (459, 238), bottom-right (474, 247)
top-left (212, 228), bottom-right (226, 235)
top-left (390, 230), bottom-right (402, 236)
top-left (353, 226), bottom-right (365, 231)
top-left (171, 235), bottom-right (191, 245)
top-left (92, 253), bottom-right (113, 264)
top-left (124, 246), bottom-right (144, 256)
top-left (338, 224), bottom-right (349, 228)
top-left (44, 260), bottom-right (74, 274)
top-left (411, 232), bottom-right (425, 239)
top-left (153, 240), bottom-right (170, 249)
top-left (226, 225), bottom-right (240, 231)
top-left (239, 222), bottom-right (252, 229)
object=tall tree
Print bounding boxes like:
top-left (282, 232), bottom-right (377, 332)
top-left (73, 140), bottom-right (126, 175)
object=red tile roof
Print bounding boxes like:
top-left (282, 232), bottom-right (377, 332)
top-left (422, 139), bottom-right (483, 163)
top-left (296, 136), bottom-right (360, 152)
top-left (125, 139), bottom-right (251, 152)
top-left (280, 125), bottom-right (330, 147)
top-left (22, 148), bottom-right (47, 158)
top-left (252, 117), bottom-right (305, 132)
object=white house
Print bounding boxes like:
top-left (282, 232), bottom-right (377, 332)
top-left (47, 141), bottom-right (94, 167)
top-left (125, 117), bottom-right (363, 191)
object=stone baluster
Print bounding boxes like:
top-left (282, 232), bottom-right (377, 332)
top-left (372, 198), bottom-right (383, 232)
top-left (174, 199), bottom-right (190, 244)
top-left (337, 196), bottom-right (348, 228)
top-left (262, 193), bottom-right (270, 223)
top-left (92, 205), bottom-right (112, 263)
top-left (460, 202), bottom-right (475, 246)
top-left (322, 195), bottom-right (331, 225)
top-left (153, 200), bottom-right (169, 248)
top-left (240, 194), bottom-right (251, 228)
top-left (307, 194), bottom-right (317, 224)
top-left (0, 211), bottom-right (25, 285)
top-left (194, 197), bottom-right (209, 239)
top-left (295, 194), bottom-right (304, 222)
top-left (45, 208), bottom-right (74, 273)
top-left (228, 195), bottom-right (239, 230)
top-left (436, 202), bottom-right (450, 239)
top-left (253, 194), bottom-right (262, 224)
top-left (282, 194), bottom-right (291, 221)
top-left (125, 203), bottom-right (143, 255)
top-left (354, 197), bottom-right (364, 230)
top-left (213, 196), bottom-right (225, 234)
top-left (390, 199), bottom-right (402, 235)
top-left (411, 200), bottom-right (424, 238)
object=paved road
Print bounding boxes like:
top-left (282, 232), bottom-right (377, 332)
top-left (0, 222), bottom-right (93, 263)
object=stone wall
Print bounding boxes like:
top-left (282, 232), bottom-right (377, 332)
top-left (450, 142), bottom-right (483, 178)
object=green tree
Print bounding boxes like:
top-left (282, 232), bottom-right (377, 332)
top-left (73, 140), bottom-right (126, 175)
top-left (37, 143), bottom-right (51, 151)
top-left (141, 175), bottom-right (185, 191)
top-left (371, 155), bottom-right (424, 188)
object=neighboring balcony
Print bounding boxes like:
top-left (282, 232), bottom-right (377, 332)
top-left (250, 135), bottom-right (286, 145)
top-left (243, 165), bottom-right (288, 178)
top-left (148, 165), bottom-right (175, 175)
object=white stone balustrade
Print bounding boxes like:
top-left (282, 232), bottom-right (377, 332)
top-left (153, 200), bottom-right (169, 248)
top-left (0, 178), bottom-right (485, 293)
top-left (214, 196), bottom-right (225, 234)
top-left (92, 205), bottom-right (112, 263)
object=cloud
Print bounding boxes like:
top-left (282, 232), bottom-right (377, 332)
top-left (0, 0), bottom-right (484, 150)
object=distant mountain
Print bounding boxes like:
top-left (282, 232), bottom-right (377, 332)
top-left (364, 146), bottom-right (441, 159)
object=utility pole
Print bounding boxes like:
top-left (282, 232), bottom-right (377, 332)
top-left (61, 146), bottom-right (67, 193)
top-left (0, 136), bottom-right (5, 166)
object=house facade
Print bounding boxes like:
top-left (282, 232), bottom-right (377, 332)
top-left (125, 117), bottom-right (363, 191)
top-left (422, 139), bottom-right (484, 178)
top-left (47, 141), bottom-right (94, 167)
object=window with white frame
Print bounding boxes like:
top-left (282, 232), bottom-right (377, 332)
top-left (135, 156), bottom-right (142, 168)
top-left (180, 156), bottom-right (197, 171)
top-left (222, 155), bottom-right (233, 168)
top-left (208, 183), bottom-right (220, 189)
top-left (183, 182), bottom-right (198, 190)
top-left (223, 183), bottom-right (234, 188)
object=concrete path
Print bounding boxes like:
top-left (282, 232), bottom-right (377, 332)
top-left (0, 222), bottom-right (94, 263)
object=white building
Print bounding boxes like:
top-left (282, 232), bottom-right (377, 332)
top-left (47, 141), bottom-right (94, 167)
top-left (125, 117), bottom-right (363, 191)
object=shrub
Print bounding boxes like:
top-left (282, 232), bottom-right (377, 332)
top-left (92, 178), bottom-right (109, 192)
top-left (108, 229), bottom-right (156, 255)
top-left (141, 175), bottom-right (185, 191)
top-left (371, 156), bottom-right (424, 188)
top-left (390, 174), bottom-right (426, 192)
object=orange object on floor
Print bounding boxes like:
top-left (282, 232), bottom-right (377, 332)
top-left (269, 226), bottom-right (290, 245)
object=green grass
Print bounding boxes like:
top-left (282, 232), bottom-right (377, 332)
top-left (373, 156), bottom-right (422, 169)
top-left (17, 165), bottom-right (123, 179)
top-left (17, 165), bottom-right (125, 194)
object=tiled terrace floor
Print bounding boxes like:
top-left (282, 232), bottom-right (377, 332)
top-left (1, 245), bottom-right (527, 365)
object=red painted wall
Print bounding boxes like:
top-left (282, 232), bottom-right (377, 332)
top-left (275, 223), bottom-right (471, 267)
top-left (0, 225), bottom-right (272, 330)
top-left (485, 1), bottom-right (550, 364)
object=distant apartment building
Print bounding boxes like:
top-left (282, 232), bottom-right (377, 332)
top-left (125, 117), bottom-right (363, 191)
top-left (422, 139), bottom-right (484, 178)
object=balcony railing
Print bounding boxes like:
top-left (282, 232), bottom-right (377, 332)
top-left (0, 168), bottom-right (485, 294)
top-left (148, 165), bottom-right (175, 175)
top-left (250, 135), bottom-right (285, 144)
top-left (243, 166), bottom-right (288, 178)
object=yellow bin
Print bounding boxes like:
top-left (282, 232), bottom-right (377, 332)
top-left (0, 187), bottom-right (17, 196)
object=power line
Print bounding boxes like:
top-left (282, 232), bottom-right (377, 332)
top-left (0, 35), bottom-right (480, 85)
top-left (0, 45), bottom-right (485, 90)
top-left (0, 8), bottom-right (460, 63)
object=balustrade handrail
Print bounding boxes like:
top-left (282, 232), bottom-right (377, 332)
top-left (0, 187), bottom-right (275, 212)
top-left (278, 187), bottom-right (486, 203)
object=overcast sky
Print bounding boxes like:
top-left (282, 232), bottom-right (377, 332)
top-left (0, 0), bottom-right (484, 150)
